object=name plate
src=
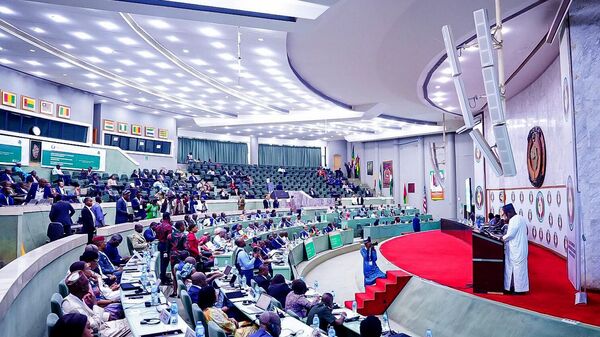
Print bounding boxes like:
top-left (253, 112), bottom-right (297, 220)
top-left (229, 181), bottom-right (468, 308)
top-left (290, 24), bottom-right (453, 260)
top-left (159, 308), bottom-right (171, 325)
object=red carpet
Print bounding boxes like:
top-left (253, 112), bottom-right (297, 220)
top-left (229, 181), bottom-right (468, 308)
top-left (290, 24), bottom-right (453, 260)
top-left (380, 230), bottom-right (600, 327)
top-left (343, 270), bottom-right (411, 316)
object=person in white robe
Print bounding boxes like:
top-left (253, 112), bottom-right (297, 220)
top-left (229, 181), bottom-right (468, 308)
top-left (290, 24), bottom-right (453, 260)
top-left (501, 203), bottom-right (529, 293)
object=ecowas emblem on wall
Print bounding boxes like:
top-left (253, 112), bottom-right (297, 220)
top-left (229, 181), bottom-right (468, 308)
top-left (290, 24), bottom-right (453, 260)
top-left (527, 126), bottom-right (546, 188)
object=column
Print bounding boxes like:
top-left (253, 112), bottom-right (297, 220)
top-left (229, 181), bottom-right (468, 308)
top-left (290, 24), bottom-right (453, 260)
top-left (249, 136), bottom-right (258, 165)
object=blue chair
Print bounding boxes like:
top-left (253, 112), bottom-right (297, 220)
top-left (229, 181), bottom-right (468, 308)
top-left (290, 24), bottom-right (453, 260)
top-left (192, 304), bottom-right (208, 336)
top-left (46, 313), bottom-right (59, 337)
top-left (207, 321), bottom-right (226, 337)
top-left (57, 280), bottom-right (69, 297)
top-left (180, 290), bottom-right (194, 325)
top-left (50, 293), bottom-right (63, 318)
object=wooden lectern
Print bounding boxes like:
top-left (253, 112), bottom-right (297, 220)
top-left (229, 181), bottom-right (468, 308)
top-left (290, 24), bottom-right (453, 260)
top-left (472, 231), bottom-right (505, 293)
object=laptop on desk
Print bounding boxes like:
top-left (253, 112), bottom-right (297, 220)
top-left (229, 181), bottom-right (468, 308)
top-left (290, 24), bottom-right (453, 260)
top-left (240, 293), bottom-right (272, 315)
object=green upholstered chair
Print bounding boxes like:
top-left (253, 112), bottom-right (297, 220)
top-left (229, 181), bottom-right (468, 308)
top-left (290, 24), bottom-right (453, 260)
top-left (192, 303), bottom-right (208, 336)
top-left (180, 289), bottom-right (194, 325)
top-left (207, 321), bottom-right (227, 337)
top-left (46, 313), bottom-right (59, 337)
top-left (57, 280), bottom-right (69, 298)
top-left (50, 293), bottom-right (63, 318)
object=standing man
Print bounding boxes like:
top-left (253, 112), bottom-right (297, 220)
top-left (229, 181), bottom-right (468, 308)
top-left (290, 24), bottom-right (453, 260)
top-left (91, 197), bottom-right (105, 227)
top-left (412, 213), bottom-right (421, 233)
top-left (115, 190), bottom-right (130, 224)
top-left (155, 212), bottom-right (173, 284)
top-left (501, 203), bottom-right (529, 294)
top-left (49, 199), bottom-right (76, 237)
top-left (80, 197), bottom-right (96, 244)
top-left (234, 238), bottom-right (257, 286)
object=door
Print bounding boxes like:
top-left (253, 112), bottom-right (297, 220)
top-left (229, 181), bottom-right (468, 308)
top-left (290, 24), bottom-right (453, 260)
top-left (333, 154), bottom-right (342, 170)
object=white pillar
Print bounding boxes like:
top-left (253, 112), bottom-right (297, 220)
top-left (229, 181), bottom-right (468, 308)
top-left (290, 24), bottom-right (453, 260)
top-left (249, 136), bottom-right (258, 165)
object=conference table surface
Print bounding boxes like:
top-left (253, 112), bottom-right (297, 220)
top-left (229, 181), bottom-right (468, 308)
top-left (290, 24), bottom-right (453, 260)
top-left (120, 253), bottom-right (191, 337)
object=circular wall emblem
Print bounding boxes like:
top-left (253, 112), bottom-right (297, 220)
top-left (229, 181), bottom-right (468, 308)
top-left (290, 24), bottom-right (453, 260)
top-left (499, 191), bottom-right (506, 204)
top-left (539, 229), bottom-right (544, 242)
top-left (511, 191), bottom-right (516, 202)
top-left (490, 192), bottom-right (495, 202)
top-left (554, 232), bottom-right (559, 247)
top-left (518, 209), bottom-right (523, 216)
top-left (548, 212), bottom-right (554, 227)
top-left (564, 235), bottom-right (568, 252)
top-left (527, 127), bottom-right (547, 188)
top-left (567, 176), bottom-right (575, 230)
top-left (546, 230), bottom-right (551, 244)
top-left (557, 214), bottom-right (563, 230)
top-left (526, 225), bottom-right (529, 236)
top-left (475, 186), bottom-right (484, 210)
top-left (557, 191), bottom-right (562, 207)
top-left (529, 191), bottom-right (534, 204)
top-left (532, 226), bottom-right (537, 239)
top-left (528, 209), bottom-right (533, 222)
top-left (562, 77), bottom-right (571, 120)
top-left (547, 191), bottom-right (552, 205)
top-left (475, 147), bottom-right (482, 163)
top-left (520, 191), bottom-right (524, 204)
top-left (536, 191), bottom-right (545, 222)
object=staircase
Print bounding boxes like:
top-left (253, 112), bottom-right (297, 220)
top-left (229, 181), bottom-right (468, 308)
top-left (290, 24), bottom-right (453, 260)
top-left (344, 270), bottom-right (412, 316)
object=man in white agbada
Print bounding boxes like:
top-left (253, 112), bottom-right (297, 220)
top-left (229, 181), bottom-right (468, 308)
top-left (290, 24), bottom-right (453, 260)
top-left (501, 203), bottom-right (529, 293)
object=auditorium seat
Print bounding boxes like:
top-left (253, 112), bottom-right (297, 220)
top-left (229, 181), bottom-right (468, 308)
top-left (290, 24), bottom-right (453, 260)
top-left (46, 313), bottom-right (59, 337)
top-left (192, 303), bottom-right (208, 335)
top-left (57, 280), bottom-right (69, 298)
top-left (207, 321), bottom-right (227, 337)
top-left (50, 293), bottom-right (63, 318)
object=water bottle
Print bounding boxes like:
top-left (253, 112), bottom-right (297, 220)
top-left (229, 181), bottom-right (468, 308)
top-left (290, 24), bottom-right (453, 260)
top-left (351, 300), bottom-right (357, 313)
top-left (313, 280), bottom-right (319, 291)
top-left (425, 329), bottom-right (432, 337)
top-left (151, 282), bottom-right (159, 306)
top-left (141, 269), bottom-right (148, 288)
top-left (214, 259), bottom-right (219, 268)
top-left (195, 322), bottom-right (205, 337)
top-left (254, 283), bottom-right (260, 300)
top-left (312, 316), bottom-right (320, 329)
top-left (241, 275), bottom-right (246, 288)
top-left (328, 325), bottom-right (336, 337)
top-left (170, 300), bottom-right (178, 324)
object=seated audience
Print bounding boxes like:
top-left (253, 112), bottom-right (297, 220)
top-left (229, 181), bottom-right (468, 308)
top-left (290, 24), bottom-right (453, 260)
top-left (130, 224), bottom-right (148, 251)
top-left (50, 313), bottom-right (94, 337)
top-left (360, 316), bottom-right (383, 337)
top-left (253, 265), bottom-right (272, 292)
top-left (306, 293), bottom-right (346, 331)
top-left (249, 312), bottom-right (281, 337)
top-left (197, 283), bottom-right (256, 337)
top-left (267, 274), bottom-right (291, 308)
top-left (285, 279), bottom-right (318, 319)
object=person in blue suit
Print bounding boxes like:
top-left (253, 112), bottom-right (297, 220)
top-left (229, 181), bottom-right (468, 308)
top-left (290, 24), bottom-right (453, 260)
top-left (115, 190), bottom-right (131, 224)
top-left (25, 179), bottom-right (54, 204)
top-left (0, 169), bottom-right (15, 185)
top-left (0, 187), bottom-right (14, 206)
top-left (49, 199), bottom-right (75, 237)
top-left (361, 237), bottom-right (386, 286)
top-left (412, 213), bottom-right (421, 233)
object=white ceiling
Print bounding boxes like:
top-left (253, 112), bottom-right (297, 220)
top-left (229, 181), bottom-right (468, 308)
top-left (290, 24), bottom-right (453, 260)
top-left (0, 0), bottom-right (558, 142)
top-left (287, 0), bottom-right (560, 124)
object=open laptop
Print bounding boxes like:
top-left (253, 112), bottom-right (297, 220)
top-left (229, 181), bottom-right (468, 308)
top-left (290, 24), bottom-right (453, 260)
top-left (240, 293), bottom-right (272, 315)
top-left (222, 265), bottom-right (233, 279)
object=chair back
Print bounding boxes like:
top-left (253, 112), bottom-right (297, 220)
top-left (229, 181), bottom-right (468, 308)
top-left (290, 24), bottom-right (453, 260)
top-left (271, 297), bottom-right (283, 309)
top-left (286, 309), bottom-right (301, 320)
top-left (46, 313), bottom-right (59, 337)
top-left (126, 236), bottom-right (134, 256)
top-left (57, 280), bottom-right (69, 297)
top-left (50, 293), bottom-right (63, 318)
top-left (192, 304), bottom-right (208, 336)
top-left (177, 280), bottom-right (186, 297)
top-left (207, 321), bottom-right (227, 337)
top-left (180, 290), bottom-right (194, 326)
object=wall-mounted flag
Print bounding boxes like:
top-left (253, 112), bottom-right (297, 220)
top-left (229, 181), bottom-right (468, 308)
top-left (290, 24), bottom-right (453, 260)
top-left (103, 119), bottom-right (116, 132)
top-left (21, 96), bottom-right (37, 112)
top-left (145, 127), bottom-right (155, 138)
top-left (117, 122), bottom-right (128, 134)
top-left (2, 91), bottom-right (17, 108)
top-left (131, 124), bottom-right (142, 136)
top-left (57, 104), bottom-right (71, 119)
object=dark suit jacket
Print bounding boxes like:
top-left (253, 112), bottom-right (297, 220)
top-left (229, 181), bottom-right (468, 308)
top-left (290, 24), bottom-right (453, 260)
top-left (49, 201), bottom-right (75, 235)
top-left (115, 197), bottom-right (129, 224)
top-left (80, 206), bottom-right (95, 234)
top-left (0, 173), bottom-right (14, 183)
top-left (0, 194), bottom-right (14, 206)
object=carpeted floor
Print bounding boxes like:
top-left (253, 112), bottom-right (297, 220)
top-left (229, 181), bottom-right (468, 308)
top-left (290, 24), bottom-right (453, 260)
top-left (380, 230), bottom-right (600, 327)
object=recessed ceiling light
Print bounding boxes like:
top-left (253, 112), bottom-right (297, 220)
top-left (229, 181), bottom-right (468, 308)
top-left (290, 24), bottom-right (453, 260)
top-left (113, 90), bottom-right (126, 96)
top-left (183, 49), bottom-right (189, 53)
top-left (155, 62), bottom-right (172, 69)
top-left (0, 6), bottom-right (16, 15)
top-left (84, 73), bottom-right (99, 79)
top-left (205, 88), bottom-right (219, 94)
top-left (148, 19), bottom-right (170, 29)
top-left (258, 38), bottom-right (264, 42)
top-left (119, 59), bottom-right (136, 66)
top-left (254, 47), bottom-right (275, 57)
top-left (218, 77), bottom-right (232, 83)
top-left (48, 14), bottom-right (69, 23)
top-left (189, 80), bottom-right (203, 86)
top-left (31, 27), bottom-right (45, 34)
top-left (218, 53), bottom-right (235, 61)
top-left (165, 35), bottom-right (179, 42)
top-left (435, 85), bottom-right (441, 89)
top-left (431, 91), bottom-right (446, 97)
top-left (86, 56), bottom-right (103, 63)
top-left (152, 110), bottom-right (160, 114)
top-left (154, 85), bottom-right (168, 91)
top-left (160, 78), bottom-right (175, 84)
top-left (211, 41), bottom-right (226, 49)
top-left (0, 58), bottom-right (14, 65)
top-left (110, 82), bottom-right (124, 88)
top-left (274, 76), bottom-right (290, 83)
top-left (29, 49), bottom-right (36, 53)
top-left (137, 97), bottom-right (148, 102)
top-left (25, 60), bottom-right (42, 66)
top-left (137, 50), bottom-right (155, 58)
top-left (206, 69), bottom-right (218, 74)
top-left (191, 58), bottom-right (207, 66)
top-left (99, 99), bottom-right (107, 103)
top-left (126, 104), bottom-right (137, 110)
top-left (139, 69), bottom-right (157, 76)
top-left (258, 59), bottom-right (278, 67)
top-left (31, 71), bottom-right (47, 77)
top-left (133, 77), bottom-right (148, 83)
top-left (199, 27), bottom-right (221, 37)
top-left (264, 68), bottom-right (283, 76)
top-left (98, 21), bottom-right (120, 31)
top-left (55, 61), bottom-right (73, 68)
top-left (62, 44), bottom-right (74, 50)
top-left (96, 46), bottom-right (114, 54)
top-left (179, 87), bottom-right (193, 92)
top-left (117, 37), bottom-right (137, 45)
top-left (435, 76), bottom-right (451, 84)
top-left (87, 82), bottom-right (101, 88)
top-left (113, 68), bottom-right (124, 73)
top-left (441, 67), bottom-right (452, 75)
top-left (72, 31), bottom-right (93, 40)
top-left (174, 72), bottom-right (185, 78)
top-left (446, 106), bottom-right (457, 111)
top-left (174, 115), bottom-right (184, 119)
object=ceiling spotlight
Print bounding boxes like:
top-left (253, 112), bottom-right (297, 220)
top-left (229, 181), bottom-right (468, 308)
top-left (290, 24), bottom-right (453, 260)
top-left (119, 59), bottom-right (136, 66)
top-left (117, 37), bottom-right (137, 45)
top-left (31, 71), bottom-right (47, 77)
top-left (435, 76), bottom-right (451, 84)
top-left (48, 14), bottom-right (69, 23)
top-left (25, 60), bottom-right (42, 66)
top-left (254, 47), bottom-right (274, 57)
top-left (191, 59), bottom-right (207, 66)
top-left (0, 58), bottom-right (14, 65)
top-left (31, 27), bottom-right (45, 34)
top-left (72, 31), bottom-right (93, 40)
top-left (98, 21), bottom-right (120, 31)
top-left (211, 41), bottom-right (226, 49)
top-left (96, 46), bottom-right (114, 54)
top-left (55, 61), bottom-right (73, 68)
top-left (166, 35), bottom-right (179, 42)
top-left (137, 50), bottom-right (155, 58)
top-left (183, 49), bottom-right (189, 53)
top-left (86, 56), bottom-right (103, 64)
top-left (0, 6), bottom-right (16, 15)
top-left (148, 19), bottom-right (170, 29)
top-left (199, 27), bottom-right (221, 37)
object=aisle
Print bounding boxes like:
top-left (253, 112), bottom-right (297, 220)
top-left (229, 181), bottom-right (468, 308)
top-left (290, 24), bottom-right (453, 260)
top-left (380, 230), bottom-right (600, 327)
